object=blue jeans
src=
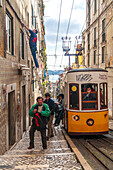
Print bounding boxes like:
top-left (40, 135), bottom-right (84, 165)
top-left (30, 46), bottom-right (39, 68)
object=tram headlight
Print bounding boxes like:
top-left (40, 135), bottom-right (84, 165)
top-left (86, 119), bottom-right (94, 126)
top-left (72, 115), bottom-right (80, 121)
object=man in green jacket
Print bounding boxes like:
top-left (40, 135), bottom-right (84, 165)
top-left (28, 97), bottom-right (50, 149)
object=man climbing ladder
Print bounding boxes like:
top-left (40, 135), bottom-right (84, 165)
top-left (22, 23), bottom-right (39, 68)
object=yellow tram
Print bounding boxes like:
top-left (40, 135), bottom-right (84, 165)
top-left (64, 68), bottom-right (109, 135)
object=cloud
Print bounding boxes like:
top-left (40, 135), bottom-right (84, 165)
top-left (44, 0), bottom-right (86, 80)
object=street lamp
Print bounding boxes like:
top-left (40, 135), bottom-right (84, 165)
top-left (61, 37), bottom-right (71, 52)
top-left (62, 36), bottom-right (71, 70)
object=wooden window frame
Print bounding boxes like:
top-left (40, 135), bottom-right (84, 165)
top-left (94, 0), bottom-right (97, 14)
top-left (6, 10), bottom-right (13, 55)
top-left (88, 33), bottom-right (90, 51)
top-left (20, 29), bottom-right (24, 60)
top-left (102, 46), bottom-right (105, 63)
top-left (102, 18), bottom-right (106, 42)
top-left (94, 50), bottom-right (96, 65)
top-left (94, 27), bottom-right (96, 47)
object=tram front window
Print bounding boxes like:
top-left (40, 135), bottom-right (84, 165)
top-left (69, 84), bottom-right (79, 110)
top-left (100, 83), bottom-right (107, 109)
top-left (82, 84), bottom-right (98, 110)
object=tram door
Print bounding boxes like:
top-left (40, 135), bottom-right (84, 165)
top-left (22, 85), bottom-right (26, 132)
top-left (8, 91), bottom-right (16, 147)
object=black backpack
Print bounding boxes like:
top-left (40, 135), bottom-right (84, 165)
top-left (32, 112), bottom-right (45, 130)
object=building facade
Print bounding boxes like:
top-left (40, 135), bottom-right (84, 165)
top-left (0, 0), bottom-right (45, 154)
top-left (83, 0), bottom-right (113, 117)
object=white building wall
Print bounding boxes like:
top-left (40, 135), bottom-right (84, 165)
top-left (83, 0), bottom-right (113, 117)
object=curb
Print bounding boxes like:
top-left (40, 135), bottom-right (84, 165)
top-left (62, 129), bottom-right (93, 170)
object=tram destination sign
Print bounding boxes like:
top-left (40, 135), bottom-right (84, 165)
top-left (76, 74), bottom-right (93, 81)
top-left (99, 74), bottom-right (107, 80)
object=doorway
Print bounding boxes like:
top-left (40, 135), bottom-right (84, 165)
top-left (8, 91), bottom-right (16, 147)
top-left (22, 85), bottom-right (26, 132)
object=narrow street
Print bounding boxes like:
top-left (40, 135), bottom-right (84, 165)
top-left (0, 0), bottom-right (113, 169)
top-left (0, 127), bottom-right (82, 170)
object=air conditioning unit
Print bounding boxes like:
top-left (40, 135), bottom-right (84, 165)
top-left (0, 0), bottom-right (3, 7)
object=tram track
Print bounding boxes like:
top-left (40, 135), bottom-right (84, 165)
top-left (71, 134), bottom-right (113, 170)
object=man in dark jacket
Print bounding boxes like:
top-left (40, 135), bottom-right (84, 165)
top-left (28, 97), bottom-right (50, 149)
top-left (44, 93), bottom-right (55, 140)
top-left (54, 94), bottom-right (64, 126)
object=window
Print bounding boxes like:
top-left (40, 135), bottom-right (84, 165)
top-left (81, 84), bottom-right (98, 110)
top-left (31, 59), bottom-right (33, 77)
top-left (108, 62), bottom-right (110, 67)
top-left (35, 17), bottom-right (37, 29)
top-left (100, 83), bottom-right (107, 109)
top-left (88, 53), bottom-right (90, 66)
top-left (88, 33), bottom-right (90, 51)
top-left (20, 29), bottom-right (24, 59)
top-left (35, 80), bottom-right (37, 88)
top-left (102, 18), bottom-right (106, 42)
top-left (94, 27), bottom-right (96, 47)
top-left (32, 80), bottom-right (34, 92)
top-left (83, 36), bottom-right (85, 53)
top-left (69, 84), bottom-right (79, 110)
top-left (27, 12), bottom-right (29, 26)
top-left (94, 0), bottom-right (97, 14)
top-left (94, 50), bottom-right (96, 65)
top-left (102, 46), bottom-right (105, 63)
top-left (6, 11), bottom-right (13, 54)
top-left (88, 0), bottom-right (90, 25)
top-left (31, 5), bottom-right (34, 25)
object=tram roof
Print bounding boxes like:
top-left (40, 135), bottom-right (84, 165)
top-left (67, 68), bottom-right (108, 73)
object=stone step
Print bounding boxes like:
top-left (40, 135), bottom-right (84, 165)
top-left (5, 148), bottom-right (71, 155)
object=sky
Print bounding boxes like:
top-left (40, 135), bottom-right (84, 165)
top-left (44, 0), bottom-right (86, 82)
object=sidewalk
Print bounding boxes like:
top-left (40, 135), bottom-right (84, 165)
top-left (109, 119), bottom-right (113, 130)
top-left (0, 127), bottom-right (82, 170)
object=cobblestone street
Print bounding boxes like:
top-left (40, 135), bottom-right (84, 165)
top-left (0, 127), bottom-right (82, 170)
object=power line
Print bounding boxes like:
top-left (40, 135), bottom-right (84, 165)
top-left (58, 0), bottom-right (75, 72)
top-left (66, 0), bottom-right (74, 37)
top-left (54, 0), bottom-right (62, 58)
top-left (53, 0), bottom-right (63, 80)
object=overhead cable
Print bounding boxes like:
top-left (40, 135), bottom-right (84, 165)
top-left (66, 0), bottom-right (74, 37)
top-left (54, 0), bottom-right (63, 57)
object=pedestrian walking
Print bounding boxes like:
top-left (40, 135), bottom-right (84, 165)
top-left (22, 23), bottom-right (39, 68)
top-left (54, 94), bottom-right (64, 126)
top-left (28, 97), bottom-right (50, 149)
top-left (44, 93), bottom-right (55, 140)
